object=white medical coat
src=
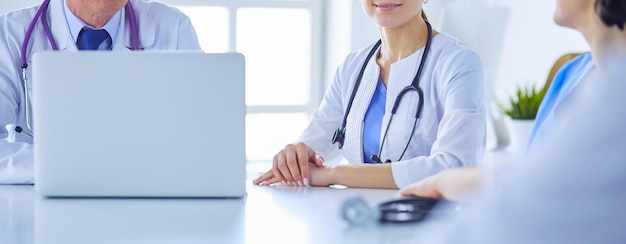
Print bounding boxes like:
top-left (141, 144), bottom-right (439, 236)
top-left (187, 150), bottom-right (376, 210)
top-left (0, 0), bottom-right (202, 184)
top-left (299, 33), bottom-right (486, 188)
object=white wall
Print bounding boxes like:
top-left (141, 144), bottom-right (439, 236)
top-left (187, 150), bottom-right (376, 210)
top-left (349, 2), bottom-right (379, 52)
top-left (323, 1), bottom-right (352, 90)
top-left (487, 0), bottom-right (587, 96)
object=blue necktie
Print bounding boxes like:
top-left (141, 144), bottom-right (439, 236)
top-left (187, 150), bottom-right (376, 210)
top-left (76, 27), bottom-right (112, 50)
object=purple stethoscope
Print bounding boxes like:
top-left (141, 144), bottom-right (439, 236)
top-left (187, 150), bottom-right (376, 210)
top-left (16, 0), bottom-right (141, 137)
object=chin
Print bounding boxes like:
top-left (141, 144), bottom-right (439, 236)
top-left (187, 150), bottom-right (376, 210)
top-left (553, 17), bottom-right (577, 29)
top-left (374, 18), bottom-right (404, 29)
top-left (553, 13), bottom-right (569, 28)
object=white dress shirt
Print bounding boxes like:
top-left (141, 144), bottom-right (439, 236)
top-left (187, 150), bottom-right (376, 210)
top-left (63, 0), bottom-right (122, 43)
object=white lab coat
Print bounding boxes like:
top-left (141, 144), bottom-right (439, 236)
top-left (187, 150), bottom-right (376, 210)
top-left (299, 33), bottom-right (486, 188)
top-left (0, 0), bottom-right (202, 184)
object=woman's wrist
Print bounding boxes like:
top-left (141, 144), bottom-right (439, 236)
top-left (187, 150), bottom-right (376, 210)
top-left (314, 165), bottom-right (337, 186)
top-left (326, 165), bottom-right (340, 186)
top-left (309, 164), bottom-right (338, 187)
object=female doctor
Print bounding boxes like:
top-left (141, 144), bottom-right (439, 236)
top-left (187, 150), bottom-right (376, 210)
top-left (254, 0), bottom-right (486, 189)
top-left (0, 0), bottom-right (201, 184)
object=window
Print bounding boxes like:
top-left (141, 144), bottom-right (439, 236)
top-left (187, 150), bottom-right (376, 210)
top-left (162, 0), bottom-right (323, 163)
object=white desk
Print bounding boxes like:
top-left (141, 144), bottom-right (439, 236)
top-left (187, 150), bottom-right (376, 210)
top-left (1, 182), bottom-right (457, 244)
top-left (1, 150), bottom-right (514, 244)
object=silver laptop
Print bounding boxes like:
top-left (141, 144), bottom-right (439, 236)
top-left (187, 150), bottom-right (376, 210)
top-left (31, 52), bottom-right (246, 198)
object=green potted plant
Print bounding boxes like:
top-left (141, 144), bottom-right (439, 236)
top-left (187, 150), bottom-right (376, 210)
top-left (499, 84), bottom-right (545, 152)
top-left (500, 84), bottom-right (545, 120)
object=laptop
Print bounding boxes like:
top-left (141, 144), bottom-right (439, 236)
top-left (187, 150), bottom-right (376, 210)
top-left (31, 52), bottom-right (246, 198)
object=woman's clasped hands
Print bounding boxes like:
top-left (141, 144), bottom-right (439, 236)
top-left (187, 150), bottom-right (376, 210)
top-left (253, 142), bottom-right (329, 187)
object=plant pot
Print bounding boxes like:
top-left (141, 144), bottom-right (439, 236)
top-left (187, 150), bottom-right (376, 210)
top-left (507, 119), bottom-right (535, 153)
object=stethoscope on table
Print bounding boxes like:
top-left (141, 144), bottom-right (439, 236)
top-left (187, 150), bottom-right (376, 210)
top-left (331, 19), bottom-right (434, 164)
top-left (341, 195), bottom-right (452, 224)
top-left (15, 0), bottom-right (141, 138)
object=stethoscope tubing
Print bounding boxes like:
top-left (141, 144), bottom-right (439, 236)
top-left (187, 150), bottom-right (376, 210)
top-left (17, 0), bottom-right (140, 137)
top-left (20, 0), bottom-right (53, 135)
top-left (333, 19), bottom-right (433, 163)
top-left (332, 39), bottom-right (383, 150)
top-left (21, 0), bottom-right (55, 68)
top-left (376, 21), bottom-right (432, 162)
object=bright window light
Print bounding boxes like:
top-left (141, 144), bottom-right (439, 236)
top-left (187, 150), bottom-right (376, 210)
top-left (246, 113), bottom-right (309, 162)
top-left (172, 2), bottom-right (320, 163)
top-left (177, 6), bottom-right (229, 53)
top-left (237, 8), bottom-right (311, 106)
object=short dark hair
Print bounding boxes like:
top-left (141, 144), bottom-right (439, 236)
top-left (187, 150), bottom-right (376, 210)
top-left (596, 0), bottom-right (626, 30)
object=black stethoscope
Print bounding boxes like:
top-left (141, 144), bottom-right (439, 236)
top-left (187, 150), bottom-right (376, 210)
top-left (15, 0), bottom-right (141, 138)
top-left (331, 20), bottom-right (433, 164)
top-left (341, 195), bottom-right (441, 224)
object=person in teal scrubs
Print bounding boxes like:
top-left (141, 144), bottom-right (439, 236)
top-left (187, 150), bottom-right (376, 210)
top-left (400, 0), bottom-right (626, 201)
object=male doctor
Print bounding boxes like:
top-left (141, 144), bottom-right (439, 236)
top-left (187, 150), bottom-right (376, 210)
top-left (0, 0), bottom-right (202, 184)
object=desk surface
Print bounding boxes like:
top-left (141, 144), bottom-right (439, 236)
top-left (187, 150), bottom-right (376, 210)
top-left (1, 183), bottom-right (457, 244)
top-left (1, 151), bottom-right (513, 244)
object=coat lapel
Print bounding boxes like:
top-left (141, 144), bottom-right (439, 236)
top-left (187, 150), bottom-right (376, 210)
top-left (344, 50), bottom-right (380, 163)
top-left (48, 0), bottom-right (75, 51)
top-left (116, 0), bottom-right (155, 51)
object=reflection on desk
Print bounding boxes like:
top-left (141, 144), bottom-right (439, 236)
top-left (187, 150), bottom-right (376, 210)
top-left (2, 182), bottom-right (454, 244)
top-left (0, 186), bottom-right (35, 244)
top-left (36, 197), bottom-right (245, 244)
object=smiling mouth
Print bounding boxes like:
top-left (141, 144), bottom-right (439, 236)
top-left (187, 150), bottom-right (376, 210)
top-left (374, 3), bottom-right (402, 8)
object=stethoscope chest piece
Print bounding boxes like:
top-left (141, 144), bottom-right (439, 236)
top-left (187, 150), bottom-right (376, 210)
top-left (332, 127), bottom-right (346, 149)
top-left (331, 20), bottom-right (433, 163)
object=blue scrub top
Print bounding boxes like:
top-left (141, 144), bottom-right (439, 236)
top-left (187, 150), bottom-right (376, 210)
top-left (362, 78), bottom-right (387, 163)
top-left (527, 52), bottom-right (593, 151)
